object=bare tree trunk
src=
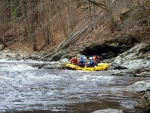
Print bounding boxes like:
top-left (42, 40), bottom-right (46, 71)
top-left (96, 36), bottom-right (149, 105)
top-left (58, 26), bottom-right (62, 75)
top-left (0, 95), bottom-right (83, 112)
top-left (88, 0), bottom-right (116, 33)
top-left (148, 13), bottom-right (150, 34)
top-left (88, 1), bottom-right (92, 26)
top-left (92, 0), bottom-right (95, 31)
top-left (49, 0), bottom-right (54, 45)
top-left (5, 0), bottom-right (11, 23)
top-left (109, 16), bottom-right (116, 33)
top-left (66, 0), bottom-right (74, 33)
top-left (41, 3), bottom-right (50, 47)
top-left (58, 6), bottom-right (67, 38)
top-left (91, 0), bottom-right (96, 33)
top-left (147, 1), bottom-right (150, 34)
top-left (105, 0), bottom-right (116, 33)
top-left (30, 0), bottom-right (38, 51)
top-left (20, 0), bottom-right (29, 38)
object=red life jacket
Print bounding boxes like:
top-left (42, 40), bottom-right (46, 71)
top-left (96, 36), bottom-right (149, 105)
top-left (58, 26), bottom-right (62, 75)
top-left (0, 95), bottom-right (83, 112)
top-left (70, 57), bottom-right (78, 65)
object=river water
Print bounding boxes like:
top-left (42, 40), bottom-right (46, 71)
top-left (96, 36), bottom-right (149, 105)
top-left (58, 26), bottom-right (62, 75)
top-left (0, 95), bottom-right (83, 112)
top-left (0, 59), bottom-right (149, 113)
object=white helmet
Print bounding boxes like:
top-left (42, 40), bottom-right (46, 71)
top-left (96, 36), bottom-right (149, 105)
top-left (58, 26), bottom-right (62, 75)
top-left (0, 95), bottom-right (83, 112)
top-left (89, 57), bottom-right (92, 60)
top-left (84, 57), bottom-right (87, 60)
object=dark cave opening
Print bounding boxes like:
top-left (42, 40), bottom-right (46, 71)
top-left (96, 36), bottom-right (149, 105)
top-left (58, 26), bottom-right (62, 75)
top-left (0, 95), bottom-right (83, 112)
top-left (80, 44), bottom-right (134, 59)
top-left (80, 36), bottom-right (138, 59)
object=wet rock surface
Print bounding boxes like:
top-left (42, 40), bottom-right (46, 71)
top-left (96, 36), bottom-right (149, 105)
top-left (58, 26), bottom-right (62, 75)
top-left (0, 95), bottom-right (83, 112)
top-left (138, 90), bottom-right (150, 110)
top-left (127, 80), bottom-right (150, 92)
top-left (110, 42), bottom-right (150, 76)
top-left (92, 108), bottom-right (124, 113)
top-left (127, 80), bottom-right (150, 110)
top-left (0, 49), bottom-right (27, 60)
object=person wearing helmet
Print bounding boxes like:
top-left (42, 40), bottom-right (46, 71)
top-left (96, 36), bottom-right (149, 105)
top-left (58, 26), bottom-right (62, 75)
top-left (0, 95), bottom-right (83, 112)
top-left (89, 57), bottom-right (95, 67)
top-left (78, 56), bottom-right (85, 67)
top-left (84, 57), bottom-right (87, 60)
top-left (93, 55), bottom-right (100, 65)
top-left (70, 56), bottom-right (78, 65)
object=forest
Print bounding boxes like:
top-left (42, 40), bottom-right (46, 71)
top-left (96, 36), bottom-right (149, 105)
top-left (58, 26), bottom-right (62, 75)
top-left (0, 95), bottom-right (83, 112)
top-left (0, 0), bottom-right (149, 54)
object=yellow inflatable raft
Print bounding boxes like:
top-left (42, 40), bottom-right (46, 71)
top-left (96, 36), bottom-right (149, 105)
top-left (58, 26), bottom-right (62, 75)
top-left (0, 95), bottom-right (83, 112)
top-left (65, 63), bottom-right (109, 71)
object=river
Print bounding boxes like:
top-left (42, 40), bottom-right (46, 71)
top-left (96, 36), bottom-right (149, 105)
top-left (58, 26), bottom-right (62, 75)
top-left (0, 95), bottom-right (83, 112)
top-left (0, 59), bottom-right (149, 113)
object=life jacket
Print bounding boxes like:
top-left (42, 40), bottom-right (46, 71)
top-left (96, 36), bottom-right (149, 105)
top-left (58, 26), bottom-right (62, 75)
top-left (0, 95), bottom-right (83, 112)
top-left (89, 59), bottom-right (94, 66)
top-left (79, 57), bottom-right (84, 64)
top-left (70, 57), bottom-right (78, 65)
top-left (93, 55), bottom-right (97, 63)
top-left (93, 55), bottom-right (100, 64)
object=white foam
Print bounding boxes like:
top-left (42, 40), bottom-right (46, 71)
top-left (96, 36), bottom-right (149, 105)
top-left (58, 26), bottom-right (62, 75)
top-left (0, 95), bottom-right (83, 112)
top-left (0, 64), bottom-right (34, 71)
top-left (77, 74), bottom-right (115, 84)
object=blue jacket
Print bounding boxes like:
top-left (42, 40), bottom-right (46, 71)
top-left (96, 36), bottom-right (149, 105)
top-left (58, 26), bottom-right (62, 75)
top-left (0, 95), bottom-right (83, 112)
top-left (79, 58), bottom-right (84, 64)
top-left (89, 59), bottom-right (95, 66)
top-left (79, 58), bottom-right (85, 66)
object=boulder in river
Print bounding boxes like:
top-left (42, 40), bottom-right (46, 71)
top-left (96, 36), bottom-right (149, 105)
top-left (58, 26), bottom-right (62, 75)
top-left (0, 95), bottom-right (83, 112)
top-left (137, 90), bottom-right (150, 110)
top-left (127, 80), bottom-right (150, 111)
top-left (0, 44), bottom-right (6, 50)
top-left (92, 108), bottom-right (123, 113)
top-left (127, 80), bottom-right (150, 92)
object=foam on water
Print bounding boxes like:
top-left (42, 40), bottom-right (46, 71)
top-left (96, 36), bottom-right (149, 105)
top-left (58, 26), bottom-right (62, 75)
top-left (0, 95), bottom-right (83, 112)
top-left (0, 63), bottom-right (35, 71)
top-left (21, 74), bottom-right (62, 85)
top-left (77, 74), bottom-right (115, 83)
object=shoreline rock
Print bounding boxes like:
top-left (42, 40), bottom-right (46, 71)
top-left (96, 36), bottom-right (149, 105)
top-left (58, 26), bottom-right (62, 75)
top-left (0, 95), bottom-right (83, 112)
top-left (92, 108), bottom-right (123, 113)
top-left (127, 80), bottom-right (150, 110)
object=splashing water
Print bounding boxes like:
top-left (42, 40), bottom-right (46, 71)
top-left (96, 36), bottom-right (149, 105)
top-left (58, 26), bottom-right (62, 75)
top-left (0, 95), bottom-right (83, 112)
top-left (0, 60), bottom-right (148, 113)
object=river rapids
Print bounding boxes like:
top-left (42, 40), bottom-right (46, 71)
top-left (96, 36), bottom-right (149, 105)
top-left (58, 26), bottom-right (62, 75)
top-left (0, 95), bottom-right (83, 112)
top-left (0, 59), bottom-right (148, 113)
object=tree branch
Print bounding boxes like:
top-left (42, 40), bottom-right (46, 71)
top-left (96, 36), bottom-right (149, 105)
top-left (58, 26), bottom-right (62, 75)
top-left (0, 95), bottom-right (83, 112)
top-left (138, 0), bottom-right (150, 10)
top-left (87, 0), bottom-right (109, 12)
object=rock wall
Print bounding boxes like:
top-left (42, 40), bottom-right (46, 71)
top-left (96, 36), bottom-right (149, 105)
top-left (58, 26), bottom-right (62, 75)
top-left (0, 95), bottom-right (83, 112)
top-left (80, 36), bottom-right (138, 59)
